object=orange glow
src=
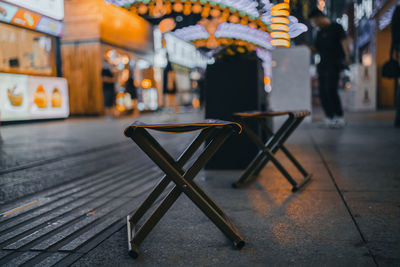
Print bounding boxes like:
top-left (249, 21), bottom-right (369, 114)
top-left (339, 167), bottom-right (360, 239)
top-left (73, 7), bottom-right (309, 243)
top-left (210, 8), bottom-right (221, 17)
top-left (229, 14), bottom-right (239, 23)
top-left (264, 77), bottom-right (271, 85)
top-left (11, 9), bottom-right (41, 29)
top-left (270, 24), bottom-right (289, 31)
top-left (100, 3), bottom-right (151, 51)
top-left (248, 22), bottom-right (257, 28)
top-left (271, 32), bottom-right (290, 40)
top-left (192, 3), bottom-right (202, 14)
top-left (271, 3), bottom-right (290, 11)
top-left (116, 93), bottom-right (126, 112)
top-left (159, 18), bottom-right (176, 33)
top-left (138, 4), bottom-right (148, 15)
top-left (141, 79), bottom-right (152, 89)
top-left (271, 10), bottom-right (290, 17)
top-left (183, 3), bottom-right (192, 15)
top-left (192, 98), bottom-right (200, 108)
top-left (271, 39), bottom-right (291, 47)
top-left (173, 2), bottom-right (184, 13)
top-left (271, 17), bottom-right (289, 24)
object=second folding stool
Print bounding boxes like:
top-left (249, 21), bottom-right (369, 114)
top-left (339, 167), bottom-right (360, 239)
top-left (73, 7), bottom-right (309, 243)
top-left (232, 111), bottom-right (312, 192)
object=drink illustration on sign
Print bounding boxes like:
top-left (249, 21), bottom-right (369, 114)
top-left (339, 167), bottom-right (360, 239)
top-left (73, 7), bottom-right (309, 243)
top-left (33, 84), bottom-right (48, 108)
top-left (0, 5), bottom-right (7, 16)
top-left (7, 85), bottom-right (23, 106)
top-left (51, 88), bottom-right (62, 108)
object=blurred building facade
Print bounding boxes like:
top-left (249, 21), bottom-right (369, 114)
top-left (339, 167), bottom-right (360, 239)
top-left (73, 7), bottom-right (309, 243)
top-left (0, 0), bottom-right (69, 122)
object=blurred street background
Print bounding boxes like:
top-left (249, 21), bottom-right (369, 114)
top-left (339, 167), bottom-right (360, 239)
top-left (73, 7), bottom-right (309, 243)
top-left (1, 0), bottom-right (400, 266)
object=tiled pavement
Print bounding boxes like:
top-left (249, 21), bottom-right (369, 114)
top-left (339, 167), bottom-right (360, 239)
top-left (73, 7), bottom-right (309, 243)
top-left (0, 110), bottom-right (399, 266)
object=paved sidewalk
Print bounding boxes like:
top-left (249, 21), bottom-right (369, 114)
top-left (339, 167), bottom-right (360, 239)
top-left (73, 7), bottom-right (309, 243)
top-left (0, 110), bottom-right (399, 266)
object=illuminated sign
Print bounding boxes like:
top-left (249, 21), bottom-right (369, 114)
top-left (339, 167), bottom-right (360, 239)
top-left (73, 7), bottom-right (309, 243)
top-left (3, 0), bottom-right (64, 20)
top-left (0, 1), bottom-right (18, 23)
top-left (0, 73), bottom-right (69, 121)
top-left (36, 16), bottom-right (64, 37)
top-left (0, 1), bottom-right (65, 37)
top-left (354, 0), bottom-right (373, 26)
top-left (11, 9), bottom-right (41, 29)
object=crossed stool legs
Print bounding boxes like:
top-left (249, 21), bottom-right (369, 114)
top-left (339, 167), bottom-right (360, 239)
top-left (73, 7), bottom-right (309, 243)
top-left (232, 111), bottom-right (312, 192)
top-left (124, 121), bottom-right (245, 258)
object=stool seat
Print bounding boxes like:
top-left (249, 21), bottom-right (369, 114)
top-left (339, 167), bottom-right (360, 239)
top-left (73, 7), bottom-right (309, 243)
top-left (124, 120), bottom-right (242, 136)
top-left (233, 110), bottom-right (311, 119)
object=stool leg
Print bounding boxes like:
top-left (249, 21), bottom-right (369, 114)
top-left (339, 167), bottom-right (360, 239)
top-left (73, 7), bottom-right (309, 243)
top-left (232, 151), bottom-right (266, 188)
top-left (232, 120), bottom-right (271, 188)
top-left (130, 127), bottom-right (245, 255)
top-left (128, 128), bottom-right (215, 225)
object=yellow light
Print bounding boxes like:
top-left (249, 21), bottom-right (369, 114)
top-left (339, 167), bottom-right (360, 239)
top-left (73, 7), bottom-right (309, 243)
top-left (264, 77), bottom-right (271, 85)
top-left (201, 5), bottom-right (210, 17)
top-left (248, 22), bottom-right (257, 28)
top-left (271, 32), bottom-right (290, 39)
top-left (141, 79), bottom-right (152, 89)
top-left (210, 8), bottom-right (221, 17)
top-left (173, 2), bottom-right (183, 13)
top-left (271, 39), bottom-right (291, 47)
top-left (138, 4), bottom-right (148, 15)
top-left (183, 3), bottom-right (192, 15)
top-left (271, 10), bottom-right (290, 17)
top-left (271, 3), bottom-right (290, 11)
top-left (271, 17), bottom-right (289, 24)
top-left (192, 98), bottom-right (200, 108)
top-left (229, 14), bottom-right (239, 23)
top-left (192, 3), bottom-right (202, 14)
top-left (270, 24), bottom-right (289, 31)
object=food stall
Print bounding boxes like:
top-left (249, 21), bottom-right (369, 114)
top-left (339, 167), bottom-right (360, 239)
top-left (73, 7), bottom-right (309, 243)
top-left (0, 0), bottom-right (69, 121)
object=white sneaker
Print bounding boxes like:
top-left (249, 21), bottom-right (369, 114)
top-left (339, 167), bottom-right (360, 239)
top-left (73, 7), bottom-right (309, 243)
top-left (332, 117), bottom-right (346, 128)
top-left (318, 118), bottom-right (334, 128)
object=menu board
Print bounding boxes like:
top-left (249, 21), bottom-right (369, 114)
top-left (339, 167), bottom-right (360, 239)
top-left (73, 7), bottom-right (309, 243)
top-left (0, 73), bottom-right (69, 121)
top-left (3, 0), bottom-right (64, 20)
top-left (0, 1), bottom-right (18, 23)
top-left (0, 1), bottom-right (64, 37)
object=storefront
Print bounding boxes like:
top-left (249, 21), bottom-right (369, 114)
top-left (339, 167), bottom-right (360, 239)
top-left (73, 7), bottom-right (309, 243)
top-left (0, 0), bottom-right (69, 122)
top-left (61, 0), bottom-right (153, 115)
top-left (373, 0), bottom-right (400, 108)
top-left (153, 28), bottom-right (210, 108)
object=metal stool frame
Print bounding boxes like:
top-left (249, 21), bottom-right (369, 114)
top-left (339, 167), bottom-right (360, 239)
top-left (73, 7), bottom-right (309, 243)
top-left (232, 111), bottom-right (312, 192)
top-left (124, 122), bottom-right (245, 258)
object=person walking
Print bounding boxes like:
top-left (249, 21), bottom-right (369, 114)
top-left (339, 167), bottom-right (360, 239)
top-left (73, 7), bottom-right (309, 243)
top-left (163, 54), bottom-right (179, 114)
top-left (309, 9), bottom-right (351, 128)
top-left (125, 70), bottom-right (140, 118)
top-left (102, 61), bottom-right (116, 119)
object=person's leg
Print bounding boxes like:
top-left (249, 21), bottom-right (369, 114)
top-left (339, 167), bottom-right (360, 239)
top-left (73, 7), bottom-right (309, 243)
top-left (318, 71), bottom-right (334, 119)
top-left (329, 69), bottom-right (344, 118)
top-left (172, 94), bottom-right (179, 114)
top-left (132, 99), bottom-right (140, 118)
top-left (395, 78), bottom-right (400, 127)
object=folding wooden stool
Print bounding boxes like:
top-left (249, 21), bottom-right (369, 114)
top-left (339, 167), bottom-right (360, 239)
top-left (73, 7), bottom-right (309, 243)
top-left (124, 120), bottom-right (245, 258)
top-left (232, 111), bottom-right (312, 192)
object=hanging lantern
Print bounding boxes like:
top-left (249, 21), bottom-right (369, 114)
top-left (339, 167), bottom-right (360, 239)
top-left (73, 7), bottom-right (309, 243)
top-left (228, 14), bottom-right (239, 23)
top-left (183, 2), bottom-right (192, 15)
top-left (271, 39), bottom-right (290, 47)
top-left (201, 4), bottom-right (211, 18)
top-left (192, 3), bottom-right (202, 14)
top-left (173, 2), bottom-right (184, 13)
top-left (221, 9), bottom-right (230, 21)
top-left (210, 8), bottom-right (221, 18)
top-left (165, 1), bottom-right (172, 14)
top-left (138, 4), bottom-right (148, 15)
top-left (159, 17), bottom-right (176, 33)
top-left (270, 0), bottom-right (291, 47)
